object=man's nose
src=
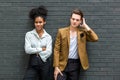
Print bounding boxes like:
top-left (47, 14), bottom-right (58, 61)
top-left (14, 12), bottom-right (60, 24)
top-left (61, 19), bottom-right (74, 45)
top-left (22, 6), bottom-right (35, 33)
top-left (73, 20), bottom-right (77, 22)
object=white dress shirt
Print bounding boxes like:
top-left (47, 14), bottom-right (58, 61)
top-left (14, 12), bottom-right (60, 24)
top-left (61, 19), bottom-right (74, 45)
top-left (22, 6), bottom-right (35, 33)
top-left (25, 29), bottom-right (52, 62)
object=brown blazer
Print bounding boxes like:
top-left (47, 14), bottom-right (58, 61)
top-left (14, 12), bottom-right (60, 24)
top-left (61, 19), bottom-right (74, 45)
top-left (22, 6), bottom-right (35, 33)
top-left (53, 26), bottom-right (98, 71)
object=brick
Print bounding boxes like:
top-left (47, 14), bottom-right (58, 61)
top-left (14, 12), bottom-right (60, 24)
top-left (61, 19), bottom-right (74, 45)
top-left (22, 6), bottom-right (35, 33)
top-left (0, 0), bottom-right (120, 80)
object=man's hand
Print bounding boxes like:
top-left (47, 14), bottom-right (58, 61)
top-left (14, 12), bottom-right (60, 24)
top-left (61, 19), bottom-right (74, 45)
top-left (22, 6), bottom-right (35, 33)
top-left (54, 67), bottom-right (63, 80)
top-left (81, 18), bottom-right (91, 30)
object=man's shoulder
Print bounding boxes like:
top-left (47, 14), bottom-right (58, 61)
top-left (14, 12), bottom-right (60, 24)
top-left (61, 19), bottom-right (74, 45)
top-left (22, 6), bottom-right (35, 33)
top-left (58, 26), bottom-right (69, 31)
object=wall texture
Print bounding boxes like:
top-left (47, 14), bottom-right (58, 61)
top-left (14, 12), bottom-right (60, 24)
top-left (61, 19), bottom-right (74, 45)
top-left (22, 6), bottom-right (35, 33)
top-left (0, 0), bottom-right (120, 80)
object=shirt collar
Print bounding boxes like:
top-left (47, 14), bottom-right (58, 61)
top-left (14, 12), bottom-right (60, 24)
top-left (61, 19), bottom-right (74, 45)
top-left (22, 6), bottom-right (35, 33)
top-left (32, 29), bottom-right (48, 38)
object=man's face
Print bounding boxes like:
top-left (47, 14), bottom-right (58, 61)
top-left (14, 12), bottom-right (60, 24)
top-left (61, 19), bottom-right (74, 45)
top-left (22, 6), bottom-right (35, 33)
top-left (70, 13), bottom-right (82, 28)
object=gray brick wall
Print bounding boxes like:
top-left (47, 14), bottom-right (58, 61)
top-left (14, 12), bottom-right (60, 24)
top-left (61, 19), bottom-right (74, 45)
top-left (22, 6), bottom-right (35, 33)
top-left (0, 0), bottom-right (120, 80)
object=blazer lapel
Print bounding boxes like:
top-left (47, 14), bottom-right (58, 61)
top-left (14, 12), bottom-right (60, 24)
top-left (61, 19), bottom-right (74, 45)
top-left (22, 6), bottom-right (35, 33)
top-left (66, 27), bottom-right (70, 49)
top-left (66, 27), bottom-right (84, 49)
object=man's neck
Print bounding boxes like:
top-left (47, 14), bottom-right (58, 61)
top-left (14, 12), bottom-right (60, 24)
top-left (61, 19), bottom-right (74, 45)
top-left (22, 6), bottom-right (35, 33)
top-left (70, 26), bottom-right (78, 37)
top-left (70, 26), bottom-right (78, 32)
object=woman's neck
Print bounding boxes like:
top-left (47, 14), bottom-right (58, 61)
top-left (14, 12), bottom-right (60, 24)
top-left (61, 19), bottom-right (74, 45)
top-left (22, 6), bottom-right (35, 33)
top-left (36, 29), bottom-right (44, 37)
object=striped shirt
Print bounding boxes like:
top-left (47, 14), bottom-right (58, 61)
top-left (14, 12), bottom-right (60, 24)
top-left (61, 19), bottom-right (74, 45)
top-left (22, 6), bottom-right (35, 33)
top-left (68, 36), bottom-right (79, 59)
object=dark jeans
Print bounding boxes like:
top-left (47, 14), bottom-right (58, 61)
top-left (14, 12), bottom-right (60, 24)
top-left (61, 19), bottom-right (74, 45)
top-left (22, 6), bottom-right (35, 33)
top-left (23, 54), bottom-right (49, 80)
top-left (57, 59), bottom-right (80, 80)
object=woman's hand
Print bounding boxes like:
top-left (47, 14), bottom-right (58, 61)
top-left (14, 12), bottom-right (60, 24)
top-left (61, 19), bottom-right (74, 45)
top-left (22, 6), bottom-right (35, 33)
top-left (42, 46), bottom-right (46, 51)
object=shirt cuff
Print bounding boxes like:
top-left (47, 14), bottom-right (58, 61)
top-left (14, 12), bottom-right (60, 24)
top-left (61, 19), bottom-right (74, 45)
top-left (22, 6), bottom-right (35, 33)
top-left (36, 48), bottom-right (42, 52)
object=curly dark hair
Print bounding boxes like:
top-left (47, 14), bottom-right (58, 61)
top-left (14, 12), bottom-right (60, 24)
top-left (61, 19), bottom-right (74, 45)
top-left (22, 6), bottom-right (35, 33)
top-left (29, 5), bottom-right (48, 21)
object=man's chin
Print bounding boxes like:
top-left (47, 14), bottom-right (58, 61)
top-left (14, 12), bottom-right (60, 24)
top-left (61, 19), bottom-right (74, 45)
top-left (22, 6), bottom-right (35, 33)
top-left (72, 25), bottom-right (78, 28)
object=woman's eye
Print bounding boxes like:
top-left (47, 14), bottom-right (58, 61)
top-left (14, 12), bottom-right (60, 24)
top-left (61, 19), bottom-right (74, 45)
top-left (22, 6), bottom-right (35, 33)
top-left (35, 21), bottom-right (42, 24)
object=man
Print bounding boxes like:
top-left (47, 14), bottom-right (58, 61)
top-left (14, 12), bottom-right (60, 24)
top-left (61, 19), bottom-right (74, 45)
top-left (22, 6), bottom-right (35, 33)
top-left (53, 8), bottom-right (98, 80)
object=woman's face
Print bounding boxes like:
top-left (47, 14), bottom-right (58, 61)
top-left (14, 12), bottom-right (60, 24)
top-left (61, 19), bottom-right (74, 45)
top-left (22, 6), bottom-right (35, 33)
top-left (34, 16), bottom-right (46, 31)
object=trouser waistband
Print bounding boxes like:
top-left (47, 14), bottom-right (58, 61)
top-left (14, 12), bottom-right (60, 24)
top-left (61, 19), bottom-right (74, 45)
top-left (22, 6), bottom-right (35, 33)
top-left (68, 59), bottom-right (80, 63)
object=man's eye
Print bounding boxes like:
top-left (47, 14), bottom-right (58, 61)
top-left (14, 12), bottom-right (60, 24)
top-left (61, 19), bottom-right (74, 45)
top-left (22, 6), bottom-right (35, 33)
top-left (72, 18), bottom-right (75, 20)
top-left (72, 18), bottom-right (80, 21)
top-left (76, 19), bottom-right (80, 21)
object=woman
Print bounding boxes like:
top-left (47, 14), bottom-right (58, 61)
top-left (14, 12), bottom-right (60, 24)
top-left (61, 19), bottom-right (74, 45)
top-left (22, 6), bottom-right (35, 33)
top-left (23, 6), bottom-right (52, 80)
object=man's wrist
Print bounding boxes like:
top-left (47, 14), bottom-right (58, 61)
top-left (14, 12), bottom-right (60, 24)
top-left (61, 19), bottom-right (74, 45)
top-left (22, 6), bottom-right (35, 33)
top-left (84, 24), bottom-right (91, 30)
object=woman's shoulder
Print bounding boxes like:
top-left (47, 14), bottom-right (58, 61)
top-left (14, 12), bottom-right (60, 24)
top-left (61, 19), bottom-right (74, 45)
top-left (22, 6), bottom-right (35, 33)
top-left (25, 29), bottom-right (35, 36)
top-left (44, 30), bottom-right (52, 38)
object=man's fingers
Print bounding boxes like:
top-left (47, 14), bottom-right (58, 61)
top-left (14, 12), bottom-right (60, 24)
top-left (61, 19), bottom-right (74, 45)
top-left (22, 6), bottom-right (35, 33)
top-left (59, 71), bottom-right (63, 76)
top-left (54, 72), bottom-right (58, 80)
top-left (54, 74), bottom-right (57, 80)
top-left (54, 67), bottom-right (63, 80)
top-left (82, 18), bottom-right (86, 24)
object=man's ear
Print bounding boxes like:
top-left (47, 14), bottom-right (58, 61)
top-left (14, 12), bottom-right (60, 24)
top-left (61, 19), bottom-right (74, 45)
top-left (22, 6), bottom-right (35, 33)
top-left (80, 18), bottom-right (83, 25)
top-left (44, 21), bottom-right (46, 25)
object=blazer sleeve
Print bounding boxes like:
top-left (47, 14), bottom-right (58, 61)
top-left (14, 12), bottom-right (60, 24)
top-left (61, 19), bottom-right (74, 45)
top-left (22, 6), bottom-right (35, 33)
top-left (53, 29), bottom-right (61, 67)
top-left (85, 29), bottom-right (99, 42)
